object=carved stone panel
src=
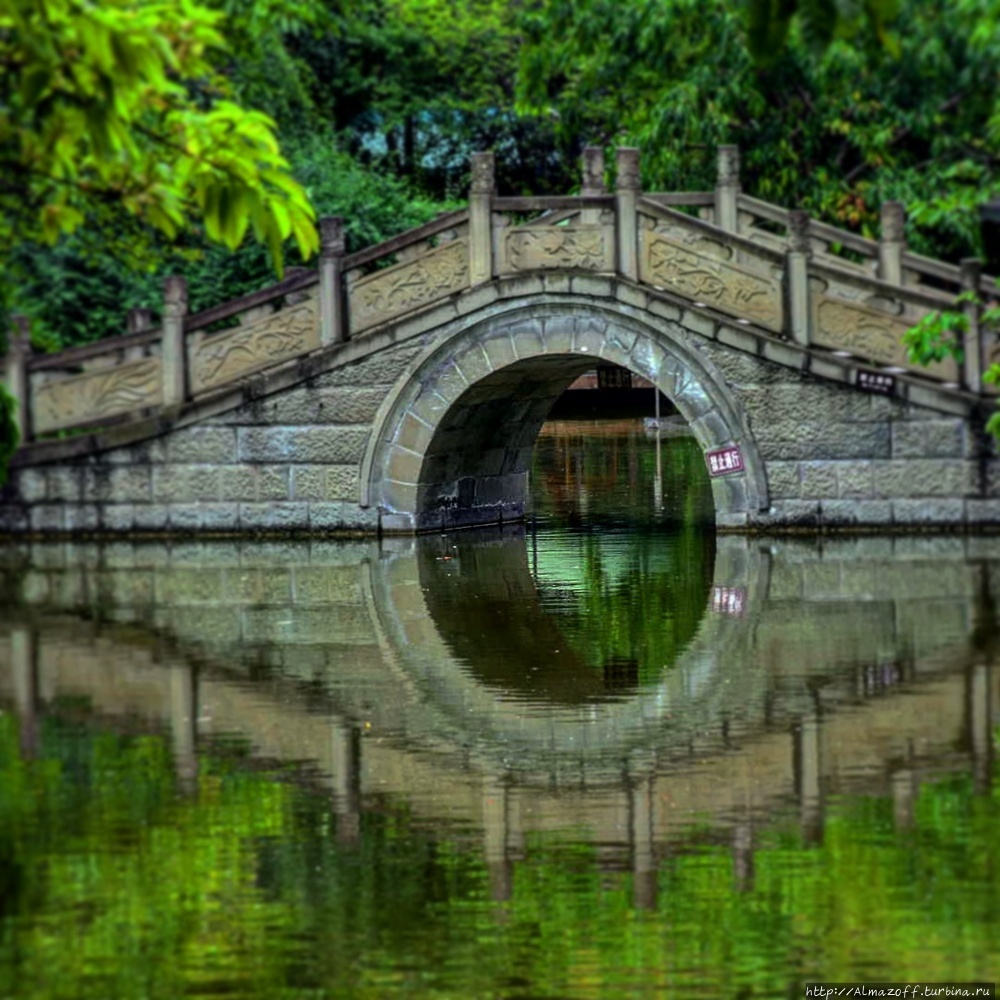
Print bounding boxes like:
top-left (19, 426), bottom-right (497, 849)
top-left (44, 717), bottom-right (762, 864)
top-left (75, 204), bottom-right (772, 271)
top-left (813, 296), bottom-right (959, 380)
top-left (33, 357), bottom-right (163, 434)
top-left (648, 221), bottom-right (735, 264)
top-left (640, 232), bottom-right (783, 331)
top-left (190, 298), bottom-right (320, 394)
top-left (349, 239), bottom-right (470, 334)
top-left (497, 224), bottom-right (615, 274)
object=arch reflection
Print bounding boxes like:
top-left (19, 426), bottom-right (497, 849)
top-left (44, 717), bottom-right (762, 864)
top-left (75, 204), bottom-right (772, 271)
top-left (369, 528), bottom-right (769, 785)
top-left (418, 525), bottom-right (715, 705)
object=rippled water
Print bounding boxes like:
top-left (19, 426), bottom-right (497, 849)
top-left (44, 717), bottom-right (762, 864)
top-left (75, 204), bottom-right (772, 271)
top-left (1, 419), bottom-right (999, 998)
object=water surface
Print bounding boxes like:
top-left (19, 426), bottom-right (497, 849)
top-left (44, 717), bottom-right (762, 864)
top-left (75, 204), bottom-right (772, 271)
top-left (1, 419), bottom-right (998, 998)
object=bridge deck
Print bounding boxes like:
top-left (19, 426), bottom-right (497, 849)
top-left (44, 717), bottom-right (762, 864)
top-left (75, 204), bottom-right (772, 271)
top-left (6, 145), bottom-right (996, 448)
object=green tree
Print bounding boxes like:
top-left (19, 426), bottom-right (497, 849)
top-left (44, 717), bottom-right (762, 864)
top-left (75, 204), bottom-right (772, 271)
top-left (0, 0), bottom-right (319, 278)
top-left (295, 0), bottom-right (566, 198)
top-left (0, 384), bottom-right (18, 487)
top-left (745, 0), bottom-right (901, 62)
top-left (515, 0), bottom-right (1000, 261)
top-left (0, 0), bottom-right (325, 480)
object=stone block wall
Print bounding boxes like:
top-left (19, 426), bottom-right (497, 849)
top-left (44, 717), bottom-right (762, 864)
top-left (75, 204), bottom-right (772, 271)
top-left (3, 279), bottom-right (1000, 536)
top-left (696, 340), bottom-right (998, 530)
top-left (0, 340), bottom-right (424, 536)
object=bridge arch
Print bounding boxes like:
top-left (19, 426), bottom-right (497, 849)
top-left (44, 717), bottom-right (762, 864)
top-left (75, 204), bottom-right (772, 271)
top-left (362, 297), bottom-right (769, 531)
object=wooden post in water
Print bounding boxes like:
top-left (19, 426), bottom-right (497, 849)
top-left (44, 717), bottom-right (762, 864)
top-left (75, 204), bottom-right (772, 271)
top-left (794, 706), bottom-right (824, 844)
top-left (892, 767), bottom-right (917, 830)
top-left (483, 776), bottom-right (512, 902)
top-left (969, 661), bottom-right (993, 794)
top-left (469, 152), bottom-right (495, 286)
top-left (787, 210), bottom-right (812, 347)
top-left (4, 314), bottom-right (31, 443)
top-left (615, 148), bottom-right (640, 281)
top-left (733, 821), bottom-right (755, 892)
top-left (714, 145), bottom-right (740, 233)
top-left (11, 627), bottom-right (39, 758)
top-left (169, 662), bottom-right (198, 793)
top-left (319, 216), bottom-right (347, 346)
top-left (653, 391), bottom-right (664, 511)
top-left (162, 276), bottom-right (188, 407)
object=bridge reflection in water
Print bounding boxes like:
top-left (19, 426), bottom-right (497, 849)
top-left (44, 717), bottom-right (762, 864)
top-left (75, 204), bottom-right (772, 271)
top-left (3, 529), bottom-right (998, 879)
top-left (2, 425), bottom-right (1000, 994)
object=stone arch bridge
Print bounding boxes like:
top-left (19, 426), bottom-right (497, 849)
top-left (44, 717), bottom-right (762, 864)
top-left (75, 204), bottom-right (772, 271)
top-left (3, 146), bottom-right (1000, 535)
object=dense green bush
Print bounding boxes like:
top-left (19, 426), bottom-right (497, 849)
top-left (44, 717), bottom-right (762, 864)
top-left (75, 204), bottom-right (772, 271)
top-left (0, 383), bottom-right (18, 488)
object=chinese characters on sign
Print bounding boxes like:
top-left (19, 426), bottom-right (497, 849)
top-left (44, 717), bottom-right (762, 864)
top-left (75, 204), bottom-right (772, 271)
top-left (597, 365), bottom-right (633, 390)
top-left (711, 586), bottom-right (746, 616)
top-left (857, 370), bottom-right (896, 395)
top-left (705, 445), bottom-right (744, 477)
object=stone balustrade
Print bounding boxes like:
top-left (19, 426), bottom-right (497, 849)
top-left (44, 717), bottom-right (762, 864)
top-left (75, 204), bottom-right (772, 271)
top-left (3, 145), bottom-right (998, 448)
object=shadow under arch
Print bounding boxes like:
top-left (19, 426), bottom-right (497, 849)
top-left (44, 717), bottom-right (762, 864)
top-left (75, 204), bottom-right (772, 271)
top-left (362, 297), bottom-right (769, 532)
top-left (365, 530), bottom-right (772, 788)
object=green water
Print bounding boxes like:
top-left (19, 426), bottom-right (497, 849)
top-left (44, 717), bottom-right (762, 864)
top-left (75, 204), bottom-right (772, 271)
top-left (1, 419), bottom-right (999, 999)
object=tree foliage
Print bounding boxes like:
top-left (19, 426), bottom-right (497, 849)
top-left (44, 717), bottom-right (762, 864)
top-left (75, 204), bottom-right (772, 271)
top-left (0, 384), bottom-right (18, 487)
top-left (745, 0), bottom-right (901, 63)
top-left (516, 0), bottom-right (1000, 259)
top-left (0, 0), bottom-right (319, 279)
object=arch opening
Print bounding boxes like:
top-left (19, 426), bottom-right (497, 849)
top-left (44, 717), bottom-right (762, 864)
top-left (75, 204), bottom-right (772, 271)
top-left (365, 301), bottom-right (768, 532)
top-left (416, 354), bottom-right (594, 530)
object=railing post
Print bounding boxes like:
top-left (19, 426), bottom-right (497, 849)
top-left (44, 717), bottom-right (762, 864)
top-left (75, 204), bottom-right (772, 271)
top-left (714, 145), bottom-right (740, 233)
top-left (162, 275), bottom-right (188, 407)
top-left (4, 314), bottom-right (30, 442)
top-left (878, 201), bottom-right (906, 285)
top-left (127, 308), bottom-right (154, 335)
top-left (787, 210), bottom-right (812, 347)
top-left (615, 147), bottom-right (641, 281)
top-left (319, 216), bottom-right (347, 346)
top-left (581, 145), bottom-right (605, 225)
top-left (126, 308), bottom-right (154, 362)
top-left (469, 151), bottom-right (495, 286)
top-left (961, 257), bottom-right (984, 392)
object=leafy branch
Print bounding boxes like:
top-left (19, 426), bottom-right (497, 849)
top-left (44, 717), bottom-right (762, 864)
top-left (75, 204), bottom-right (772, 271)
top-left (0, 383), bottom-right (19, 487)
top-left (0, 0), bottom-right (319, 274)
top-left (904, 282), bottom-right (1000, 439)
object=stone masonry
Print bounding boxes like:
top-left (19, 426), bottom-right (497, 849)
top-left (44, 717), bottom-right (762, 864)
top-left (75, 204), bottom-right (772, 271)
top-left (2, 273), bottom-right (999, 535)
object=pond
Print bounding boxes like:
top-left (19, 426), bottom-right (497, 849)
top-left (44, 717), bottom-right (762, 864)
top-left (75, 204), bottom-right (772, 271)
top-left (0, 418), bottom-right (998, 999)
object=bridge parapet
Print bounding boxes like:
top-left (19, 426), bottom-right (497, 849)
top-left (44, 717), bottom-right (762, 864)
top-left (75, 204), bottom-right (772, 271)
top-left (4, 146), bottom-right (998, 448)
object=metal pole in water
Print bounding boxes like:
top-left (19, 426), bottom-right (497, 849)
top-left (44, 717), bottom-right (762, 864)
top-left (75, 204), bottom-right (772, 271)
top-left (654, 427), bottom-right (663, 511)
top-left (653, 389), bottom-right (663, 510)
top-left (531, 512), bottom-right (538, 579)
